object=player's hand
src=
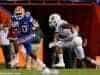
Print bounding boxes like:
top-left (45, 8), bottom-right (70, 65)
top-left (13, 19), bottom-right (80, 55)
top-left (56, 41), bottom-right (63, 47)
top-left (49, 42), bottom-right (56, 48)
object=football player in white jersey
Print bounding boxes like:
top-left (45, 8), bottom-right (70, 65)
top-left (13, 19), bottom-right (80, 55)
top-left (49, 13), bottom-right (65, 68)
top-left (49, 13), bottom-right (85, 68)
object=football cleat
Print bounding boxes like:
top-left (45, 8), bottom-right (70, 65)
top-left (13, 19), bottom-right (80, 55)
top-left (53, 62), bottom-right (65, 68)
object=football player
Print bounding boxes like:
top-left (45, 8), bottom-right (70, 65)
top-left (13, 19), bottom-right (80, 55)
top-left (54, 24), bottom-right (86, 68)
top-left (9, 6), bottom-right (54, 74)
top-left (49, 13), bottom-right (65, 67)
top-left (49, 13), bottom-right (80, 68)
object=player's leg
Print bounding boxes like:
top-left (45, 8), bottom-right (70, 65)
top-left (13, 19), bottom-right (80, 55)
top-left (1, 45), bottom-right (11, 68)
top-left (50, 40), bottom-right (74, 68)
top-left (23, 42), bottom-right (47, 70)
top-left (63, 47), bottom-right (75, 68)
top-left (10, 42), bottom-right (15, 59)
top-left (10, 40), bottom-right (19, 57)
top-left (73, 36), bottom-right (86, 68)
top-left (22, 42), bottom-right (59, 75)
top-left (9, 41), bottom-right (19, 68)
top-left (75, 47), bottom-right (86, 68)
top-left (22, 42), bottom-right (35, 69)
top-left (49, 41), bottom-right (65, 68)
top-left (53, 47), bottom-right (65, 68)
top-left (24, 42), bottom-right (59, 75)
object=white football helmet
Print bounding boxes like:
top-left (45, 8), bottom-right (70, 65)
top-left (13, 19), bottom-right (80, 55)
top-left (49, 13), bottom-right (62, 27)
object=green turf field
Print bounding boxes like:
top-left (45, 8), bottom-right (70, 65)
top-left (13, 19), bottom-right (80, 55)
top-left (0, 64), bottom-right (100, 75)
top-left (0, 69), bottom-right (100, 75)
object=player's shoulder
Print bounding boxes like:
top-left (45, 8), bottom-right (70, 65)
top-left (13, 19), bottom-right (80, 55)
top-left (24, 15), bottom-right (33, 21)
top-left (11, 15), bottom-right (17, 21)
top-left (28, 16), bottom-right (33, 22)
top-left (12, 15), bottom-right (16, 19)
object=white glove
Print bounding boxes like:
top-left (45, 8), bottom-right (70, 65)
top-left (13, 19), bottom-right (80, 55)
top-left (56, 41), bottom-right (63, 47)
top-left (49, 42), bottom-right (56, 48)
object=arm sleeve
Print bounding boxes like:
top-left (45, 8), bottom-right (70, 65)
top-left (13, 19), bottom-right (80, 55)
top-left (29, 17), bottom-right (33, 23)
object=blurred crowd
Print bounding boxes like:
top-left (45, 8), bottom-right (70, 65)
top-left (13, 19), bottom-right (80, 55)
top-left (1, 0), bottom-right (100, 5)
top-left (0, 0), bottom-right (97, 3)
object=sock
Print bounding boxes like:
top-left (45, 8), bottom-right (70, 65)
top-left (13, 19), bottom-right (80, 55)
top-left (30, 53), bottom-right (46, 71)
top-left (11, 54), bottom-right (18, 64)
top-left (58, 54), bottom-right (64, 63)
top-left (16, 54), bottom-right (19, 63)
top-left (26, 56), bottom-right (32, 69)
top-left (33, 59), bottom-right (46, 71)
top-left (30, 53), bottom-right (46, 68)
top-left (10, 54), bottom-right (18, 67)
top-left (37, 59), bottom-right (46, 68)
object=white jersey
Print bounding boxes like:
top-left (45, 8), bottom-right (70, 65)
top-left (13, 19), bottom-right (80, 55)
top-left (0, 30), bottom-right (10, 45)
top-left (55, 20), bottom-right (73, 41)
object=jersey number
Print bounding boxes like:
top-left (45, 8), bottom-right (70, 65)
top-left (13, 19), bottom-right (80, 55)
top-left (21, 25), bottom-right (28, 33)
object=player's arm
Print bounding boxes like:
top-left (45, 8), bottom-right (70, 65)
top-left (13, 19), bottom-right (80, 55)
top-left (31, 18), bottom-right (44, 38)
top-left (32, 19), bottom-right (39, 31)
top-left (64, 26), bottom-right (78, 41)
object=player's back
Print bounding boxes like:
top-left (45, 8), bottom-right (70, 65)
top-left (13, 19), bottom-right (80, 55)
top-left (57, 23), bottom-right (73, 41)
